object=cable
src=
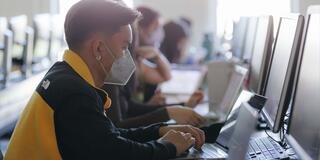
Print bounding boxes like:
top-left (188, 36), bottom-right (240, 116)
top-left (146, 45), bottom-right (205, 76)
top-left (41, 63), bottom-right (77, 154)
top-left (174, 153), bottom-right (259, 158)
top-left (280, 127), bottom-right (283, 141)
top-left (278, 120), bottom-right (291, 149)
top-left (284, 145), bottom-right (292, 151)
top-left (280, 126), bottom-right (286, 147)
top-left (264, 129), bottom-right (280, 144)
top-left (264, 122), bottom-right (288, 148)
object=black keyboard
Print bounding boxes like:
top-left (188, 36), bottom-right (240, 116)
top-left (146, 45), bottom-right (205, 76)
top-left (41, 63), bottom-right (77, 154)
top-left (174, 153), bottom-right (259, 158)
top-left (175, 144), bottom-right (228, 159)
top-left (246, 137), bottom-right (288, 160)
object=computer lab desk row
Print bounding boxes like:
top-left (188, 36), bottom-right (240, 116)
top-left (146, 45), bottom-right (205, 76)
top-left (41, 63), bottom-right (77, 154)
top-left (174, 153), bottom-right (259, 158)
top-left (0, 72), bottom-right (45, 137)
top-left (165, 90), bottom-right (298, 160)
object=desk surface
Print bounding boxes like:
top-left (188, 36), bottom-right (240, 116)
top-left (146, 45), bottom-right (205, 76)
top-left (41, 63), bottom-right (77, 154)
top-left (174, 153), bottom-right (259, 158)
top-left (0, 71), bottom-right (45, 136)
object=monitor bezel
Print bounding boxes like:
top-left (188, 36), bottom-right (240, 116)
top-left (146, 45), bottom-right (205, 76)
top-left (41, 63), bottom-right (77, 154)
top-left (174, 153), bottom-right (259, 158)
top-left (285, 13), bottom-right (318, 160)
top-left (261, 14), bottom-right (304, 133)
top-left (248, 15), bottom-right (274, 95)
top-left (232, 17), bottom-right (250, 59)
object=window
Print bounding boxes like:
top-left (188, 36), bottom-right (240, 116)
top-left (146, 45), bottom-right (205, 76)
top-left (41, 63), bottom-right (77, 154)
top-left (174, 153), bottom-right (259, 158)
top-left (216, 0), bottom-right (291, 37)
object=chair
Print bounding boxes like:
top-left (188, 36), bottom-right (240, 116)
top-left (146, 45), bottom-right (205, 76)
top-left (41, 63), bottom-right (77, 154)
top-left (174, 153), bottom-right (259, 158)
top-left (0, 17), bottom-right (13, 87)
top-left (9, 15), bottom-right (34, 77)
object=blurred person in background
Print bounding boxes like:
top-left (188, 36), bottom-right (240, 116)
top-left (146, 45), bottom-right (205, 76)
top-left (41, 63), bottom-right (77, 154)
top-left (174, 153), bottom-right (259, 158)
top-left (160, 19), bottom-right (191, 64)
top-left (135, 6), bottom-right (173, 103)
top-left (102, 2), bottom-right (206, 129)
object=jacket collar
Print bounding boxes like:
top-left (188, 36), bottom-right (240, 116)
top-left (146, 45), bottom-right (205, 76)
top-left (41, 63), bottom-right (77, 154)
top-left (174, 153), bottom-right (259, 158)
top-left (63, 49), bottom-right (111, 109)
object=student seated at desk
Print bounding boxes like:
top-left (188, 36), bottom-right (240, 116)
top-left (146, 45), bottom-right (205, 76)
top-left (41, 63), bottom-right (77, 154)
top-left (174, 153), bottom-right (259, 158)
top-left (160, 19), bottom-right (191, 64)
top-left (4, 1), bottom-right (205, 159)
top-left (104, 74), bottom-right (206, 128)
top-left (134, 7), bottom-right (200, 103)
top-left (103, 15), bottom-right (206, 128)
top-left (135, 6), bottom-right (175, 103)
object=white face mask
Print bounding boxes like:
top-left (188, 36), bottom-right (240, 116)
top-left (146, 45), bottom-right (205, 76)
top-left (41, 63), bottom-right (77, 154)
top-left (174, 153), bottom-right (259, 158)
top-left (143, 27), bottom-right (164, 47)
top-left (97, 44), bottom-right (136, 86)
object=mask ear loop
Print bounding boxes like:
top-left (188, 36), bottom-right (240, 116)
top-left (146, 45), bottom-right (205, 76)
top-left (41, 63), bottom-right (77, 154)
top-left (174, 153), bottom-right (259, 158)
top-left (96, 54), bottom-right (110, 79)
top-left (94, 54), bottom-right (112, 108)
top-left (96, 42), bottom-right (116, 81)
top-left (102, 42), bottom-right (118, 59)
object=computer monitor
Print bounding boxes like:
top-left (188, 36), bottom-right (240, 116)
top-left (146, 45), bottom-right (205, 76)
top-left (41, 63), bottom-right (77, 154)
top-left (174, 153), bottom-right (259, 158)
top-left (0, 17), bottom-right (7, 75)
top-left (248, 16), bottom-right (274, 95)
top-left (261, 14), bottom-right (304, 133)
top-left (232, 17), bottom-right (249, 59)
top-left (286, 14), bottom-right (320, 160)
top-left (207, 61), bottom-right (234, 107)
top-left (199, 66), bottom-right (248, 139)
top-left (0, 17), bottom-right (12, 86)
top-left (216, 65), bottom-right (247, 119)
top-left (242, 17), bottom-right (258, 61)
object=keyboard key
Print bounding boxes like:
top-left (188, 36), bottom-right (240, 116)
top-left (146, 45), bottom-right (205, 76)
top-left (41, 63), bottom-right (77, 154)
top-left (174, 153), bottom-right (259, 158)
top-left (248, 148), bottom-right (255, 156)
top-left (250, 141), bottom-right (261, 154)
top-left (256, 140), bottom-right (268, 152)
top-left (247, 137), bottom-right (289, 160)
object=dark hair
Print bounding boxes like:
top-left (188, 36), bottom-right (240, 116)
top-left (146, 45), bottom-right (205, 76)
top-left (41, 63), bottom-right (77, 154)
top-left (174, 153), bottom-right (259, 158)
top-left (160, 20), bottom-right (190, 63)
top-left (136, 6), bottom-right (159, 29)
top-left (64, 0), bottom-right (141, 51)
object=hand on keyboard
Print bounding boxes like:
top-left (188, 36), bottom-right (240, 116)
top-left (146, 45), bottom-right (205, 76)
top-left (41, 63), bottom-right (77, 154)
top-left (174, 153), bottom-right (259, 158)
top-left (167, 106), bottom-right (207, 126)
top-left (159, 125), bottom-right (205, 149)
top-left (159, 130), bottom-right (195, 156)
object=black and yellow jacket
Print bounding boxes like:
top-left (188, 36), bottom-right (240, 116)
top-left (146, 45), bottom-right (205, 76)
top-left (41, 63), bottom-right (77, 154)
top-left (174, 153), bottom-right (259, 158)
top-left (4, 50), bottom-right (176, 160)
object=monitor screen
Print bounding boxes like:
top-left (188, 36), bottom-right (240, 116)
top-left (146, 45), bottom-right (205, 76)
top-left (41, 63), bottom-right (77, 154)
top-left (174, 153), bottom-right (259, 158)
top-left (262, 15), bottom-right (303, 132)
top-left (249, 16), bottom-right (273, 94)
top-left (287, 14), bottom-right (320, 160)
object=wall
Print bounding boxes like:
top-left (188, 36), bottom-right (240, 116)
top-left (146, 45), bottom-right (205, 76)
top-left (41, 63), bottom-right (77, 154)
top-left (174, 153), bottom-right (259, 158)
top-left (133, 0), bottom-right (217, 47)
top-left (291, 0), bottom-right (320, 14)
top-left (0, 0), bottom-right (52, 24)
top-left (0, 0), bottom-right (218, 47)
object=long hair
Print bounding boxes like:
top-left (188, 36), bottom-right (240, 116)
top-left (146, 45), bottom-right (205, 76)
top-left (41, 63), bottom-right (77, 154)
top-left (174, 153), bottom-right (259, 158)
top-left (160, 20), bottom-right (190, 63)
